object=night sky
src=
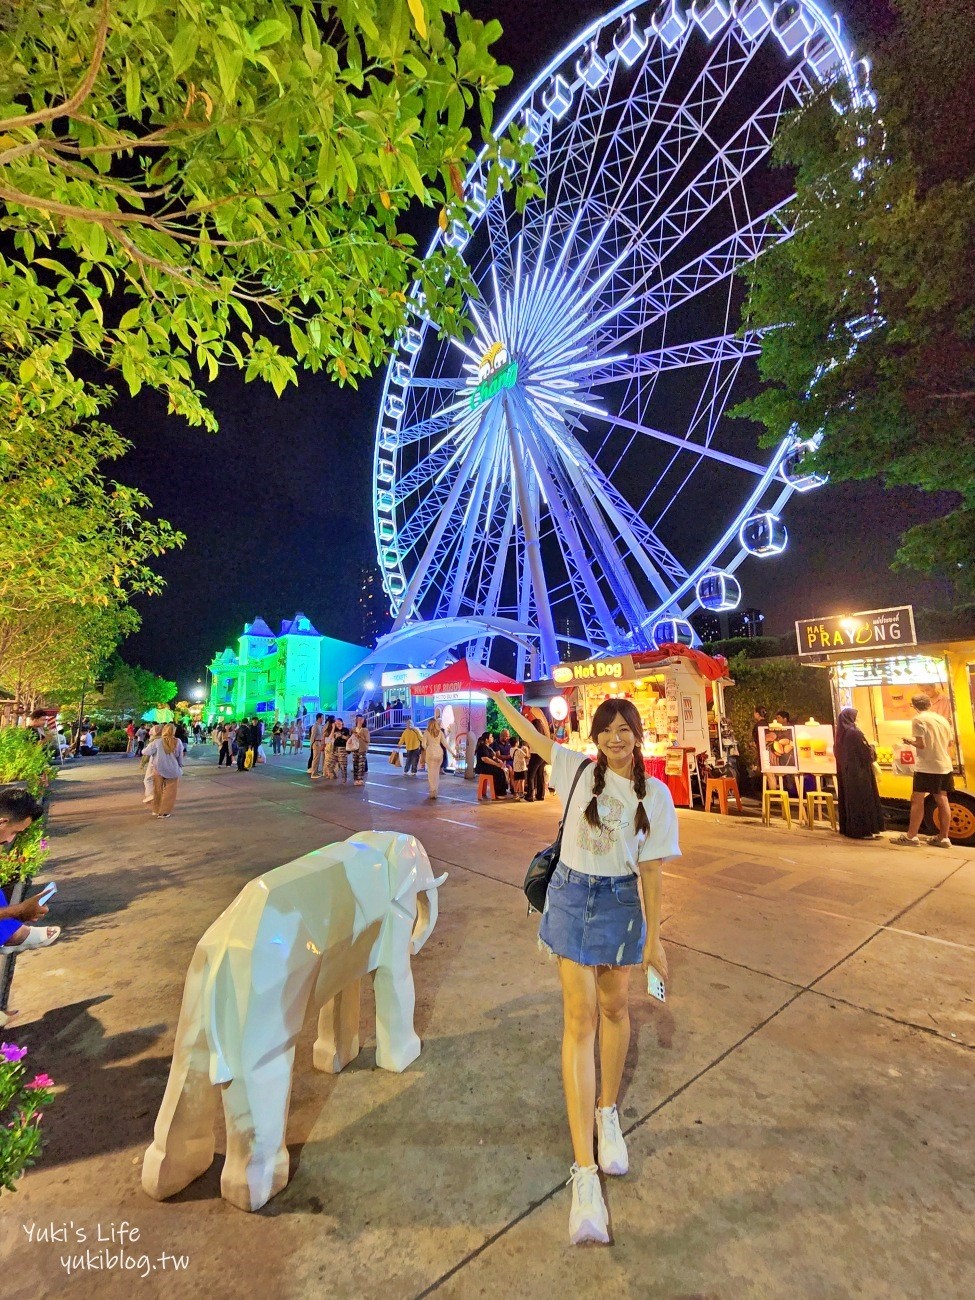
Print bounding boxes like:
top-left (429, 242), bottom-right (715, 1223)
top-left (113, 0), bottom-right (954, 692)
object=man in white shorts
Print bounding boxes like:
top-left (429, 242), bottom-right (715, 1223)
top-left (892, 694), bottom-right (955, 847)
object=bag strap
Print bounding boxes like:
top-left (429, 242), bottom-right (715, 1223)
top-left (552, 758), bottom-right (593, 854)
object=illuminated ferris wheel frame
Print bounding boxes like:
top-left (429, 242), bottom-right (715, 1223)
top-left (371, 0), bottom-right (872, 676)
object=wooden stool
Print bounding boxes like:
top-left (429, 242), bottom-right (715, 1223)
top-left (476, 774), bottom-right (495, 801)
top-left (705, 776), bottom-right (743, 815)
top-left (762, 783), bottom-right (793, 829)
top-left (805, 791), bottom-right (838, 831)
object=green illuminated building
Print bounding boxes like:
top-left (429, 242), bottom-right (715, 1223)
top-left (207, 613), bottom-right (370, 721)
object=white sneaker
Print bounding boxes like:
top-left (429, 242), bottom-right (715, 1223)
top-left (595, 1105), bottom-right (628, 1175)
top-left (567, 1163), bottom-right (610, 1245)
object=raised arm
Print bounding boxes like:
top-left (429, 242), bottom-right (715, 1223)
top-left (482, 690), bottom-right (554, 763)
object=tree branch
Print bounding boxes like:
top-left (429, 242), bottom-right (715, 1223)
top-left (0, 0), bottom-right (111, 133)
top-left (107, 223), bottom-right (205, 293)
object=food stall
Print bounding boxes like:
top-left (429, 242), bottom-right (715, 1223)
top-left (796, 607), bottom-right (975, 846)
top-left (550, 644), bottom-right (732, 807)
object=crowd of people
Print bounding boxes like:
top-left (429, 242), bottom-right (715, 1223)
top-left (307, 714), bottom-right (371, 785)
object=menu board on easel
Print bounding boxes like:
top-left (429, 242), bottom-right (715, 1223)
top-left (759, 725), bottom-right (799, 776)
top-left (792, 723), bottom-right (836, 776)
top-left (760, 724), bottom-right (836, 776)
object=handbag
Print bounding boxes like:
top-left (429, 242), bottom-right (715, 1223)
top-left (388, 749), bottom-right (401, 767)
top-left (892, 745), bottom-right (916, 777)
top-left (523, 759), bottom-right (592, 914)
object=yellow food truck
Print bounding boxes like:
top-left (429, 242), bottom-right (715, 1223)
top-left (798, 609), bottom-right (975, 845)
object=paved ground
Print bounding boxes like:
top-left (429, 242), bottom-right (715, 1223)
top-left (2, 747), bottom-right (974, 1298)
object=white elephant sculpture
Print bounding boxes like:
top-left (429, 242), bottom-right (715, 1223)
top-left (142, 830), bottom-right (446, 1212)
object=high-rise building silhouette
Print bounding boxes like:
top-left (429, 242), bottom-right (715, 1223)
top-left (729, 607), bottom-right (765, 639)
top-left (690, 610), bottom-right (722, 643)
top-left (358, 565), bottom-right (385, 647)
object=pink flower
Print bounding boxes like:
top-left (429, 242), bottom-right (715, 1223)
top-left (39, 838), bottom-right (49, 850)
top-left (28, 1073), bottom-right (54, 1089)
top-left (1, 1043), bottom-right (28, 1063)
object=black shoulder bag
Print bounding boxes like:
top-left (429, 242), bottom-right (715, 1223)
top-left (523, 759), bottom-right (592, 914)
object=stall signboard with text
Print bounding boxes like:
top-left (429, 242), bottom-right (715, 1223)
top-left (795, 606), bottom-right (916, 656)
top-left (552, 657), bottom-right (631, 684)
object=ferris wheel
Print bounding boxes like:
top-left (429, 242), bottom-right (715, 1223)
top-left (372, 0), bottom-right (868, 678)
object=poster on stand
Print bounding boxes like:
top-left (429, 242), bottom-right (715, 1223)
top-left (759, 726), bottom-right (799, 776)
top-left (793, 723), bottom-right (836, 776)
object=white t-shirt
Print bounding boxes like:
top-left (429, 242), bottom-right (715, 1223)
top-left (912, 710), bottom-right (953, 774)
top-left (551, 744), bottom-right (681, 878)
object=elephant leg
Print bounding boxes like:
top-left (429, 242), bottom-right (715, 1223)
top-left (219, 1046), bottom-right (296, 1212)
top-left (373, 958), bottom-right (420, 1073)
top-left (142, 999), bottom-right (218, 1200)
top-left (313, 979), bottom-right (361, 1074)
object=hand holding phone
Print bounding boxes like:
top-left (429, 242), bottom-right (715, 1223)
top-left (36, 881), bottom-right (57, 906)
top-left (647, 966), bottom-right (666, 1003)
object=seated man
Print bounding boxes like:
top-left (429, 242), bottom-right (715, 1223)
top-left (78, 728), bottom-right (99, 756)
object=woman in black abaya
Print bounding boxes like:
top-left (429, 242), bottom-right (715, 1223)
top-left (835, 708), bottom-right (885, 839)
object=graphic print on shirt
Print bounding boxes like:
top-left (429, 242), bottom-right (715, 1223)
top-left (577, 793), bottom-right (626, 855)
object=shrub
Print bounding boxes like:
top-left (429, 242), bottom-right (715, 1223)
top-left (724, 654), bottom-right (834, 775)
top-left (96, 728), bottom-right (129, 752)
top-left (0, 727), bottom-right (54, 799)
top-left (0, 818), bottom-right (49, 891)
top-left (0, 728), bottom-right (54, 887)
top-left (0, 1042), bottom-right (56, 1194)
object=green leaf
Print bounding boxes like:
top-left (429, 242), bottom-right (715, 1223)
top-left (170, 25), bottom-right (199, 78)
top-left (86, 223), bottom-right (108, 262)
top-left (124, 61), bottom-right (141, 116)
top-left (213, 41), bottom-right (243, 102)
top-left (398, 151), bottom-right (428, 201)
top-left (253, 18), bottom-right (290, 49)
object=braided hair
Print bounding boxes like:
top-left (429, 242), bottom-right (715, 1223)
top-left (583, 699), bottom-right (651, 836)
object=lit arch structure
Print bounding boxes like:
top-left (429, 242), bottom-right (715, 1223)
top-left (337, 616), bottom-right (591, 711)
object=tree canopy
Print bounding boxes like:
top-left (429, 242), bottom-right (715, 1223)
top-left (0, 0), bottom-right (526, 428)
top-left (0, 357), bottom-right (182, 695)
top-left (735, 0), bottom-right (975, 595)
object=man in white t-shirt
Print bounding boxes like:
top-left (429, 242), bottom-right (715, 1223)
top-left (893, 694), bottom-right (955, 847)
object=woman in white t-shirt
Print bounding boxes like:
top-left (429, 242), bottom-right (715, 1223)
top-left (485, 690), bottom-right (680, 1247)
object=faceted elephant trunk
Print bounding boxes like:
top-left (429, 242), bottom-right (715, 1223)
top-left (411, 872), bottom-right (448, 954)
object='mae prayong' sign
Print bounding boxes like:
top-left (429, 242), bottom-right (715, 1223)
top-left (795, 606), bottom-right (917, 656)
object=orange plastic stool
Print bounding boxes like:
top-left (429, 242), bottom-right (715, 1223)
top-left (705, 776), bottom-right (743, 815)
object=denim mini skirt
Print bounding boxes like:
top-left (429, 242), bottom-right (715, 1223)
top-left (538, 863), bottom-right (646, 967)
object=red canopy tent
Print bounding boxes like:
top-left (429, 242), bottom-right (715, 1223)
top-left (409, 657), bottom-right (524, 697)
top-left (409, 658), bottom-right (522, 779)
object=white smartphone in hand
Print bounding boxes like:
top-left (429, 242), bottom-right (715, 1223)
top-left (647, 966), bottom-right (666, 1003)
top-left (36, 881), bottom-right (57, 906)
